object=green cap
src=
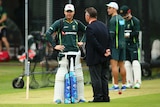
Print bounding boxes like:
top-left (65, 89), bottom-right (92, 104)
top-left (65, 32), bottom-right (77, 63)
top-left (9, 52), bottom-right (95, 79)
top-left (119, 5), bottom-right (130, 16)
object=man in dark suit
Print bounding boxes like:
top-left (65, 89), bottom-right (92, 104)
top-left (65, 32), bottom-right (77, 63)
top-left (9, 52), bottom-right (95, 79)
top-left (84, 7), bottom-right (111, 102)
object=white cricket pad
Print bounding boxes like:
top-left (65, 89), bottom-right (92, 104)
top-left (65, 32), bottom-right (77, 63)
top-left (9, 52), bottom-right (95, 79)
top-left (53, 57), bottom-right (68, 103)
top-left (132, 60), bottom-right (141, 84)
top-left (125, 61), bottom-right (133, 85)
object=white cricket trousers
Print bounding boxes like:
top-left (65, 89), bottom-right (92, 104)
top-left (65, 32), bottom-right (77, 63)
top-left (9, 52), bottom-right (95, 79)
top-left (53, 51), bottom-right (85, 103)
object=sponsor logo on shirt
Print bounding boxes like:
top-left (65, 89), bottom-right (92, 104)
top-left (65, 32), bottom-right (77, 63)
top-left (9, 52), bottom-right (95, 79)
top-left (72, 25), bottom-right (76, 30)
top-left (65, 32), bottom-right (77, 35)
top-left (64, 26), bottom-right (69, 29)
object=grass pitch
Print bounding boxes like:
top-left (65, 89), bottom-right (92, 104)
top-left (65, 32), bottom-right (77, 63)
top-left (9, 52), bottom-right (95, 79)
top-left (0, 61), bottom-right (160, 107)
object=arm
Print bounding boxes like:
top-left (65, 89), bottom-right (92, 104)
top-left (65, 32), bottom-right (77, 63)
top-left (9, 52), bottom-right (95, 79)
top-left (109, 19), bottom-right (116, 40)
top-left (108, 27), bottom-right (112, 49)
top-left (0, 13), bottom-right (7, 24)
top-left (130, 18), bottom-right (140, 37)
top-left (45, 20), bottom-right (60, 48)
top-left (0, 8), bottom-right (7, 24)
top-left (77, 20), bottom-right (86, 43)
top-left (46, 19), bottom-right (65, 51)
top-left (125, 18), bottom-right (140, 38)
top-left (104, 25), bottom-right (111, 57)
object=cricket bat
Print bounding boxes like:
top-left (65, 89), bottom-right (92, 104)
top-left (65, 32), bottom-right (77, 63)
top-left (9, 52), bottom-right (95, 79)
top-left (64, 56), bottom-right (78, 104)
top-left (64, 73), bottom-right (71, 104)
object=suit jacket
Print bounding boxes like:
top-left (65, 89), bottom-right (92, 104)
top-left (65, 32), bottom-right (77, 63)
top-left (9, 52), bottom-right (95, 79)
top-left (85, 20), bottom-right (111, 66)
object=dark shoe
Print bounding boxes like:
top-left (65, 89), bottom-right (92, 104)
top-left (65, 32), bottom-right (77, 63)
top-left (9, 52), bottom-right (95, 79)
top-left (88, 99), bottom-right (104, 103)
top-left (103, 97), bottom-right (110, 102)
top-left (103, 99), bottom-right (110, 102)
top-left (88, 100), bottom-right (94, 103)
top-left (88, 96), bottom-right (110, 103)
top-left (88, 100), bottom-right (101, 103)
top-left (88, 100), bottom-right (110, 103)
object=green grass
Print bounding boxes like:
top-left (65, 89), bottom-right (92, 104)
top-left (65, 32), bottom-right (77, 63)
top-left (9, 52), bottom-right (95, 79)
top-left (0, 94), bottom-right (160, 107)
top-left (0, 61), bottom-right (160, 107)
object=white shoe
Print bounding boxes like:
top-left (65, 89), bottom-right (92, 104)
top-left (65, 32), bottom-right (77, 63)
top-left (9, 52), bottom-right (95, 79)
top-left (134, 83), bottom-right (141, 89)
top-left (109, 85), bottom-right (119, 91)
top-left (126, 83), bottom-right (133, 88)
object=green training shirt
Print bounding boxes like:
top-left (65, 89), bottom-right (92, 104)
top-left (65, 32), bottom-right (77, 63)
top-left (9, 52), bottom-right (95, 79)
top-left (46, 18), bottom-right (86, 52)
top-left (124, 16), bottom-right (140, 44)
top-left (109, 15), bottom-right (125, 49)
top-left (0, 6), bottom-right (7, 26)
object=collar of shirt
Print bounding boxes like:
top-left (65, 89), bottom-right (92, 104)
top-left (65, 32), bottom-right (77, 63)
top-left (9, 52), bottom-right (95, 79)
top-left (89, 19), bottom-right (97, 24)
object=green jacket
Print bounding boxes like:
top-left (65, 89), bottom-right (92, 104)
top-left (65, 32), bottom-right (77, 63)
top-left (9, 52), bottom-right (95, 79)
top-left (109, 15), bottom-right (125, 49)
top-left (125, 16), bottom-right (140, 44)
top-left (46, 18), bottom-right (86, 52)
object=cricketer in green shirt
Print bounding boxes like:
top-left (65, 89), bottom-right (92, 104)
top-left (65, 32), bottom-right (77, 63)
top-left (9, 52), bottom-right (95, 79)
top-left (124, 16), bottom-right (140, 44)
top-left (0, 3), bottom-right (10, 54)
top-left (124, 16), bottom-right (140, 61)
top-left (120, 5), bottom-right (141, 89)
top-left (109, 14), bottom-right (126, 60)
top-left (46, 18), bottom-right (86, 52)
top-left (48, 4), bottom-right (86, 104)
top-left (0, 6), bottom-right (7, 26)
top-left (120, 5), bottom-right (140, 61)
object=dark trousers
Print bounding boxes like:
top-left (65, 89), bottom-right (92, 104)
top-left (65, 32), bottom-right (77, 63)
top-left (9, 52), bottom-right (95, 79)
top-left (89, 60), bottom-right (110, 101)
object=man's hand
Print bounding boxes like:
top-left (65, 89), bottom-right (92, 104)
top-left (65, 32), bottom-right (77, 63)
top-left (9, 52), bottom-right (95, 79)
top-left (104, 49), bottom-right (111, 57)
top-left (54, 45), bottom-right (65, 51)
top-left (77, 42), bottom-right (83, 47)
top-left (124, 32), bottom-right (130, 38)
